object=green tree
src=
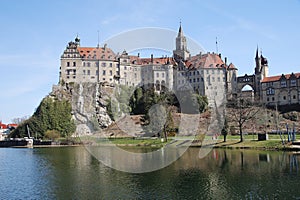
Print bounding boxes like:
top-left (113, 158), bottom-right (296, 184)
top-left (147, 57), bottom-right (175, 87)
top-left (10, 97), bottom-right (75, 138)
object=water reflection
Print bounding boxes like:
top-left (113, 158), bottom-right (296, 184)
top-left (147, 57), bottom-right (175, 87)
top-left (1, 147), bottom-right (300, 199)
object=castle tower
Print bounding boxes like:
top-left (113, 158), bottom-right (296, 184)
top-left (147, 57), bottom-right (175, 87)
top-left (173, 23), bottom-right (190, 61)
top-left (255, 47), bottom-right (261, 75)
top-left (254, 46), bottom-right (269, 100)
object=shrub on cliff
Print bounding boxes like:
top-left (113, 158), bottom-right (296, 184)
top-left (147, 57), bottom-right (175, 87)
top-left (9, 97), bottom-right (75, 138)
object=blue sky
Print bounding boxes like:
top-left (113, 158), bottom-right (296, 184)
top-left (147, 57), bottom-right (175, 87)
top-left (0, 0), bottom-right (300, 123)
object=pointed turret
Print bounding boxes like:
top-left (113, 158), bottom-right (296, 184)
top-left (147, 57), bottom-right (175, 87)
top-left (255, 46), bottom-right (261, 74)
top-left (178, 22), bottom-right (183, 37)
top-left (173, 22), bottom-right (190, 61)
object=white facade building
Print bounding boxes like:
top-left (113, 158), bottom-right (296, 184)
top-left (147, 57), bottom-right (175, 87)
top-left (59, 25), bottom-right (238, 104)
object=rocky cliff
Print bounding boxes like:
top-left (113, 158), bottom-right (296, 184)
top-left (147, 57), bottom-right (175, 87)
top-left (51, 82), bottom-right (113, 136)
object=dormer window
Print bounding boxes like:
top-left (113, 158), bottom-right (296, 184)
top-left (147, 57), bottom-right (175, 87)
top-left (291, 79), bottom-right (297, 87)
top-left (280, 80), bottom-right (287, 87)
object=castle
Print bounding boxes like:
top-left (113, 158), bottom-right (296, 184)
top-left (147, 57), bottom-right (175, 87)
top-left (59, 25), bottom-right (300, 107)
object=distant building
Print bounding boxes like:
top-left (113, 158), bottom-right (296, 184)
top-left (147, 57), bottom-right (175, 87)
top-left (0, 122), bottom-right (9, 140)
top-left (59, 24), bottom-right (238, 106)
top-left (261, 73), bottom-right (300, 106)
top-left (237, 47), bottom-right (300, 107)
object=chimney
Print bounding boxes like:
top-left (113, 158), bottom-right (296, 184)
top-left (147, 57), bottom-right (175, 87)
top-left (151, 54), bottom-right (153, 63)
top-left (138, 53), bottom-right (140, 57)
top-left (104, 43), bottom-right (107, 50)
top-left (199, 52), bottom-right (202, 58)
top-left (225, 57), bottom-right (227, 65)
top-left (219, 53), bottom-right (221, 58)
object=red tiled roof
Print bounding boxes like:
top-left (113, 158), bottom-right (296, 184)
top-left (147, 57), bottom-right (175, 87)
top-left (187, 53), bottom-right (225, 69)
top-left (261, 72), bottom-right (300, 83)
top-left (7, 124), bottom-right (18, 128)
top-left (77, 46), bottom-right (116, 60)
top-left (0, 123), bottom-right (7, 129)
top-left (228, 63), bottom-right (237, 70)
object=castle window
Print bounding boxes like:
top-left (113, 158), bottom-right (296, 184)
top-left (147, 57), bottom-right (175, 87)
top-left (280, 81), bottom-right (287, 87)
top-left (272, 97), bottom-right (275, 101)
top-left (291, 79), bottom-right (297, 87)
top-left (73, 62), bottom-right (76, 67)
top-left (197, 78), bottom-right (200, 82)
top-left (197, 71), bottom-right (200, 75)
top-left (102, 63), bottom-right (106, 67)
top-left (103, 70), bottom-right (106, 75)
top-left (83, 62), bottom-right (86, 67)
top-left (124, 72), bottom-right (127, 77)
top-left (293, 95), bottom-right (296, 99)
top-left (157, 73), bottom-right (159, 78)
top-left (267, 97), bottom-right (269, 101)
top-left (83, 70), bottom-right (86, 75)
top-left (266, 88), bottom-right (275, 95)
top-left (87, 70), bottom-right (90, 75)
top-left (110, 70), bottom-right (113, 76)
top-left (212, 77), bottom-right (215, 82)
top-left (218, 77), bottom-right (220, 82)
top-left (67, 62), bottom-right (70, 67)
top-left (96, 70), bottom-right (99, 75)
top-left (87, 62), bottom-right (91, 67)
top-left (110, 63), bottom-right (113, 67)
top-left (283, 96), bottom-right (286, 100)
top-left (162, 73), bottom-right (165, 78)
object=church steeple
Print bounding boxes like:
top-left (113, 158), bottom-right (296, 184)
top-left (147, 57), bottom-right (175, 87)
top-left (173, 22), bottom-right (190, 61)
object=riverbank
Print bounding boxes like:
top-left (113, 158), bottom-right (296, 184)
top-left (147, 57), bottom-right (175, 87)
top-left (210, 139), bottom-right (300, 151)
top-left (79, 135), bottom-right (300, 151)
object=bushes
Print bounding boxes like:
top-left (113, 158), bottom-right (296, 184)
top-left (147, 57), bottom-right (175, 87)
top-left (10, 97), bottom-right (76, 138)
top-left (282, 111), bottom-right (298, 122)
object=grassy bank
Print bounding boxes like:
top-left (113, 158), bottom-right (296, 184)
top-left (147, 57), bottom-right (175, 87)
top-left (79, 134), bottom-right (300, 151)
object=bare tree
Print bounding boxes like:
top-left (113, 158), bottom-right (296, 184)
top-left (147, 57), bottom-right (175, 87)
top-left (11, 116), bottom-right (29, 124)
top-left (228, 98), bottom-right (261, 142)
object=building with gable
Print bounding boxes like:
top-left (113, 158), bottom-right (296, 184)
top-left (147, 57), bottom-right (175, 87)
top-left (59, 24), bottom-right (238, 106)
top-left (237, 47), bottom-right (300, 107)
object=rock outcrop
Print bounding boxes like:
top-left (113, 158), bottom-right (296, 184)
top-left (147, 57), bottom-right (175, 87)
top-left (51, 82), bottom-right (113, 136)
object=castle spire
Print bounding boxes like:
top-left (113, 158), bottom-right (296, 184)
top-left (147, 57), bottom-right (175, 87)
top-left (178, 20), bottom-right (183, 37)
top-left (256, 45), bottom-right (259, 58)
top-left (173, 22), bottom-right (190, 61)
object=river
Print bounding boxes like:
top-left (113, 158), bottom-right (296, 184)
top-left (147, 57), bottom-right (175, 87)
top-left (0, 147), bottom-right (299, 199)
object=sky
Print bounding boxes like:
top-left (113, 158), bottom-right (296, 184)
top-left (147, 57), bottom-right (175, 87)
top-left (0, 0), bottom-right (300, 123)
